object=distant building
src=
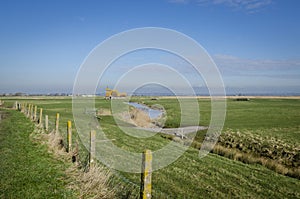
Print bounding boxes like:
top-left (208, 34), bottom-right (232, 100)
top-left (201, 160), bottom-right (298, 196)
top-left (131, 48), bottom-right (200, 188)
top-left (105, 87), bottom-right (127, 99)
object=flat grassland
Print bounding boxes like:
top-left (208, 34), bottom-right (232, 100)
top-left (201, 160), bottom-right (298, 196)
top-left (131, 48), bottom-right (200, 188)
top-left (1, 96), bottom-right (299, 198)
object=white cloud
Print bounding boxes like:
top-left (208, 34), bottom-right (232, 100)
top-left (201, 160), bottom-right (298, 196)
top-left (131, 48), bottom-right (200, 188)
top-left (168, 0), bottom-right (189, 3)
top-left (213, 54), bottom-right (300, 79)
top-left (170, 0), bottom-right (273, 12)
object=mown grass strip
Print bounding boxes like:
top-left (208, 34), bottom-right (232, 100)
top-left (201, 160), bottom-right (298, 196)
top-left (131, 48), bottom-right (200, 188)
top-left (0, 109), bottom-right (74, 198)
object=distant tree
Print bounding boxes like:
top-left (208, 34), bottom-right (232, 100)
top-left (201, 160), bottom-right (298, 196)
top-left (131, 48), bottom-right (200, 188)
top-left (14, 92), bottom-right (23, 96)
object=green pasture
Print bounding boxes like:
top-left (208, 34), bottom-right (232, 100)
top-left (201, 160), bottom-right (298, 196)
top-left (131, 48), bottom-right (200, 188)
top-left (1, 96), bottom-right (299, 198)
top-left (137, 97), bottom-right (300, 144)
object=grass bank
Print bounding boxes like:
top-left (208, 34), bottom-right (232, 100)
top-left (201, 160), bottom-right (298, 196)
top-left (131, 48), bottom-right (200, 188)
top-left (0, 109), bottom-right (74, 198)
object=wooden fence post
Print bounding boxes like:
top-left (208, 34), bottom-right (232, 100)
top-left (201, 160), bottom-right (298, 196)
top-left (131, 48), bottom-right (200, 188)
top-left (39, 108), bottom-right (43, 125)
top-left (55, 113), bottom-right (59, 133)
top-left (67, 121), bottom-right (72, 152)
top-left (21, 103), bottom-right (24, 112)
top-left (14, 101), bottom-right (18, 109)
top-left (23, 103), bottom-right (27, 114)
top-left (27, 104), bottom-right (31, 118)
top-left (26, 104), bottom-right (28, 116)
top-left (33, 106), bottom-right (37, 121)
top-left (89, 130), bottom-right (96, 166)
top-left (45, 115), bottom-right (49, 132)
top-left (30, 104), bottom-right (33, 119)
top-left (140, 149), bottom-right (152, 199)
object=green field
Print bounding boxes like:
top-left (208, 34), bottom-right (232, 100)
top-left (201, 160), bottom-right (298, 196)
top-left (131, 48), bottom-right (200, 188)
top-left (1, 97), bottom-right (299, 198)
top-left (136, 97), bottom-right (300, 144)
top-left (0, 109), bottom-right (74, 198)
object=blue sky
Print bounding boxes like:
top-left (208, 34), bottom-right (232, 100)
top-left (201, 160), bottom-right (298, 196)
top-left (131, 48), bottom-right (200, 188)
top-left (0, 0), bottom-right (299, 95)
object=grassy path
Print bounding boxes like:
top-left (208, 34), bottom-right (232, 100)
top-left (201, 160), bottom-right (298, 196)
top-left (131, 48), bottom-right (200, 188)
top-left (0, 109), bottom-right (74, 198)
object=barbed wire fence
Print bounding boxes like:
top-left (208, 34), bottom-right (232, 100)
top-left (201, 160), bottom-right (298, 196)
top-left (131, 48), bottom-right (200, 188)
top-left (10, 100), bottom-right (181, 199)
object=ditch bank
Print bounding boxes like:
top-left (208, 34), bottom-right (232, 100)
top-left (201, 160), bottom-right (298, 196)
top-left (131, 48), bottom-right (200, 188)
top-left (122, 102), bottom-right (207, 139)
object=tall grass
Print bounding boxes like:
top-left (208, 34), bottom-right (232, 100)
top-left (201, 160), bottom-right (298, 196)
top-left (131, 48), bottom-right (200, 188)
top-left (212, 144), bottom-right (300, 179)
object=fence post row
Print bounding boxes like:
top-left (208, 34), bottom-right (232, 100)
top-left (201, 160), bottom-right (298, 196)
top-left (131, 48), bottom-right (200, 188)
top-left (16, 102), bottom-right (154, 198)
top-left (67, 121), bottom-right (72, 153)
top-left (140, 149), bottom-right (152, 199)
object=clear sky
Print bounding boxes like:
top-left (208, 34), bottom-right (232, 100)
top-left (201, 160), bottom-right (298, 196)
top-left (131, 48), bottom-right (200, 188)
top-left (0, 0), bottom-right (299, 95)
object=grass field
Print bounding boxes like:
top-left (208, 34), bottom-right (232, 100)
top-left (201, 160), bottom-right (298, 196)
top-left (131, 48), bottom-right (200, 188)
top-left (136, 97), bottom-right (300, 144)
top-left (1, 96), bottom-right (299, 198)
top-left (0, 109), bottom-right (74, 198)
